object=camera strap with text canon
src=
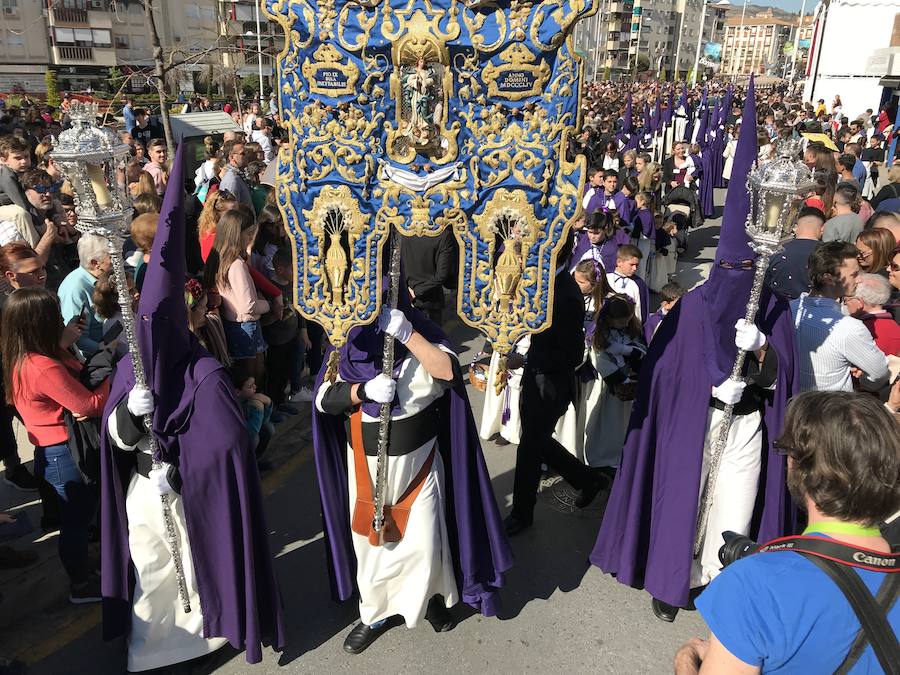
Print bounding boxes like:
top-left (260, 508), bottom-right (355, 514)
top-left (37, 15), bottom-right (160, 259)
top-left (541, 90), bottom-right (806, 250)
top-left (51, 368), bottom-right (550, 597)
top-left (757, 535), bottom-right (899, 675)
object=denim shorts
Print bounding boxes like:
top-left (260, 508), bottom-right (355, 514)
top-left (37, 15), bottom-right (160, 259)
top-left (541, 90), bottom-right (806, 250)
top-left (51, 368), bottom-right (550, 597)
top-left (222, 319), bottom-right (267, 358)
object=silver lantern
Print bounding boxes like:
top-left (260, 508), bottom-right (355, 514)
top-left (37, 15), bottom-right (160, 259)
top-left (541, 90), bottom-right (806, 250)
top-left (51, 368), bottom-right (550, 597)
top-left (51, 102), bottom-right (192, 613)
top-left (694, 139), bottom-right (818, 556)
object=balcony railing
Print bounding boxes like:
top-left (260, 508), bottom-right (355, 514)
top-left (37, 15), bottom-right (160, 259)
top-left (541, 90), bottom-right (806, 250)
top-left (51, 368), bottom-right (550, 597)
top-left (51, 8), bottom-right (89, 24)
top-left (58, 46), bottom-right (94, 61)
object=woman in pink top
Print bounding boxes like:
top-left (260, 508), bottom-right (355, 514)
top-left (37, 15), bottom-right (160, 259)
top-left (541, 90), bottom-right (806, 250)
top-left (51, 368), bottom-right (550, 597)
top-left (1, 288), bottom-right (108, 603)
top-left (204, 205), bottom-right (271, 383)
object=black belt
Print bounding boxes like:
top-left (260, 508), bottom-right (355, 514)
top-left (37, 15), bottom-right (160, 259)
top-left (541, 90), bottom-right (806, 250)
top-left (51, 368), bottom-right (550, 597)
top-left (709, 396), bottom-right (762, 417)
top-left (135, 451), bottom-right (153, 478)
top-left (344, 400), bottom-right (441, 457)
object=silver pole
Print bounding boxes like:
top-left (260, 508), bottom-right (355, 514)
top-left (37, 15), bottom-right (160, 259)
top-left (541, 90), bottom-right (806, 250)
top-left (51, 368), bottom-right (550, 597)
top-left (693, 252), bottom-right (770, 556)
top-left (691, 1), bottom-right (708, 87)
top-left (107, 234), bottom-right (191, 611)
top-left (672, 4), bottom-right (684, 82)
top-left (372, 234), bottom-right (402, 538)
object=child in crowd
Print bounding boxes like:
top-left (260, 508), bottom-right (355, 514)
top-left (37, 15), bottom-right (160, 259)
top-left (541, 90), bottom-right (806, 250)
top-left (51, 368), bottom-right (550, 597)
top-left (555, 260), bottom-right (613, 463)
top-left (643, 282), bottom-right (686, 344)
top-left (613, 176), bottom-right (639, 226)
top-left (630, 191), bottom-right (656, 281)
top-left (262, 246), bottom-right (304, 414)
top-left (582, 166), bottom-right (603, 211)
top-left (576, 209), bottom-right (621, 274)
top-left (648, 214), bottom-right (678, 292)
top-left (478, 334), bottom-right (530, 446)
top-left (586, 169), bottom-right (619, 214)
top-left (0, 135), bottom-right (31, 210)
top-left (129, 212), bottom-right (157, 292)
top-left (233, 374), bottom-right (274, 460)
top-left (607, 244), bottom-right (649, 324)
top-left (587, 294), bottom-right (646, 469)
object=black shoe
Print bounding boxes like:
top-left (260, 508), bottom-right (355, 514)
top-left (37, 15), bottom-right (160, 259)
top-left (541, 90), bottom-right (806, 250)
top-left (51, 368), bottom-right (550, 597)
top-left (2, 465), bottom-right (39, 492)
top-left (342, 617), bottom-right (401, 654)
top-left (0, 546), bottom-right (38, 570)
top-left (494, 436), bottom-right (510, 446)
top-left (503, 514), bottom-right (533, 537)
top-left (69, 575), bottom-right (102, 605)
top-left (425, 596), bottom-right (456, 633)
top-left (651, 597), bottom-right (679, 623)
top-left (574, 474), bottom-right (607, 508)
top-left (40, 516), bottom-right (60, 534)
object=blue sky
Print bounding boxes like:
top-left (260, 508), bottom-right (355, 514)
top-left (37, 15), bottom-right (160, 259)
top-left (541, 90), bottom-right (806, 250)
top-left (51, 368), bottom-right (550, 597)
top-left (745, 0), bottom-right (813, 13)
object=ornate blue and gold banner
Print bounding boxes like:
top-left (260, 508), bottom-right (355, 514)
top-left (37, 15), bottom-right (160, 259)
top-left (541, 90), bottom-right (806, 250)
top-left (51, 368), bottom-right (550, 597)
top-left (266, 0), bottom-right (597, 361)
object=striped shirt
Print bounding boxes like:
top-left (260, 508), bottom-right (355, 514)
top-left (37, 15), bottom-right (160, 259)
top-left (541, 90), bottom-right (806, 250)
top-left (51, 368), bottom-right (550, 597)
top-left (790, 294), bottom-right (889, 392)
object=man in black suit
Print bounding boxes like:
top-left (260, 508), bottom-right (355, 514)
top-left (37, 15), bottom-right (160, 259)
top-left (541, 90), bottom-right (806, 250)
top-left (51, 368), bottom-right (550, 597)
top-left (504, 233), bottom-right (606, 536)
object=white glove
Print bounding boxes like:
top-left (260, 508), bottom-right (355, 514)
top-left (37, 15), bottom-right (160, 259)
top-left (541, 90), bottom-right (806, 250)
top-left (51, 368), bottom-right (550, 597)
top-left (127, 386), bottom-right (154, 417)
top-left (362, 373), bottom-right (396, 404)
top-left (606, 341), bottom-right (632, 357)
top-left (378, 307), bottom-right (413, 344)
top-left (734, 319), bottom-right (766, 352)
top-left (712, 378), bottom-right (747, 406)
top-left (148, 463), bottom-right (174, 496)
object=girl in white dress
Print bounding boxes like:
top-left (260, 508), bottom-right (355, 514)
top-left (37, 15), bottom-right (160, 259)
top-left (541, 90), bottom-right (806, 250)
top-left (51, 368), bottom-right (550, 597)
top-left (584, 294), bottom-right (647, 469)
top-left (554, 260), bottom-right (612, 462)
top-left (478, 335), bottom-right (530, 445)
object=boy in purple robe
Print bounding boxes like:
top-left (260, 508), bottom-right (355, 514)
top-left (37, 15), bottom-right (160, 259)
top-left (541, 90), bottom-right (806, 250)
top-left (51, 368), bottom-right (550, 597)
top-left (590, 78), bottom-right (798, 623)
top-left (612, 176), bottom-right (638, 228)
top-left (586, 169), bottom-right (618, 215)
top-left (99, 146), bottom-right (284, 670)
top-left (311, 266), bottom-right (512, 654)
top-left (575, 209), bottom-right (619, 275)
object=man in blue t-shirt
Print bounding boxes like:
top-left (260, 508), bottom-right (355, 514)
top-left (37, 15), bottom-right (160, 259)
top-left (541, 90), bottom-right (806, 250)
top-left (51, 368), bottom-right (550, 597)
top-left (674, 391), bottom-right (899, 674)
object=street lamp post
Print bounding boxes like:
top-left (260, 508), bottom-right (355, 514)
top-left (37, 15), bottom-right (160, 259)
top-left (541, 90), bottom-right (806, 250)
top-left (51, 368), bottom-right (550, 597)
top-left (788, 0), bottom-right (808, 87)
top-left (253, 0), bottom-right (264, 100)
top-left (691, 0), bottom-right (708, 87)
top-left (731, 0), bottom-right (748, 82)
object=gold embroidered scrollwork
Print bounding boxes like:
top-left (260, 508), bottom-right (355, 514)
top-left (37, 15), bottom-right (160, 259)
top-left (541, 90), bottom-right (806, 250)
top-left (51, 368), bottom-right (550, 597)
top-left (482, 43), bottom-right (550, 102)
top-left (302, 43), bottom-right (361, 97)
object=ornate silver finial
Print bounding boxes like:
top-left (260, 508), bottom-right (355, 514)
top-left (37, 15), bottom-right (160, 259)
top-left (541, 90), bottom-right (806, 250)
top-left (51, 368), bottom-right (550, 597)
top-left (51, 101), bottom-right (132, 236)
top-left (745, 137), bottom-right (818, 255)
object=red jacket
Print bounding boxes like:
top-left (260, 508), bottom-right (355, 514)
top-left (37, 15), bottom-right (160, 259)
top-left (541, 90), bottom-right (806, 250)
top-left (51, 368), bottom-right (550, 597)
top-left (12, 353), bottom-right (109, 447)
top-left (863, 312), bottom-right (900, 357)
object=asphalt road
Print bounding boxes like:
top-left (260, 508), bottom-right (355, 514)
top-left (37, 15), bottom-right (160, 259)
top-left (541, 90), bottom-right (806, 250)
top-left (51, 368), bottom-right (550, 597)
top-left (23, 203), bottom-right (723, 675)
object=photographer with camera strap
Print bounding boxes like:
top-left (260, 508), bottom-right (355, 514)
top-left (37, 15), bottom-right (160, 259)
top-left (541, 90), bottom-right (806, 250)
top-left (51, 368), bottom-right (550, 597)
top-left (675, 391), bottom-right (899, 674)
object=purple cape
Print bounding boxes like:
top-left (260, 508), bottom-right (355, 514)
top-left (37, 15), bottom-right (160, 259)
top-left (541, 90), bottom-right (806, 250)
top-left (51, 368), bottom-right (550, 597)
top-left (310, 294), bottom-right (513, 615)
top-left (697, 151), bottom-right (715, 218)
top-left (590, 76), bottom-right (797, 607)
top-left (589, 289), bottom-right (798, 608)
top-left (633, 208), bottom-right (655, 242)
top-left (99, 145), bottom-right (283, 662)
top-left (612, 190), bottom-right (635, 226)
top-left (568, 230), bottom-right (593, 273)
top-left (643, 309), bottom-right (664, 344)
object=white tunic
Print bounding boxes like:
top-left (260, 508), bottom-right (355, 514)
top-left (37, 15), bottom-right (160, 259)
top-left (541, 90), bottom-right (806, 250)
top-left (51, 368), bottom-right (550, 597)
top-left (690, 407), bottom-right (763, 589)
top-left (107, 414), bottom-right (227, 673)
top-left (479, 336), bottom-right (529, 445)
top-left (585, 329), bottom-right (644, 468)
top-left (316, 348), bottom-right (459, 627)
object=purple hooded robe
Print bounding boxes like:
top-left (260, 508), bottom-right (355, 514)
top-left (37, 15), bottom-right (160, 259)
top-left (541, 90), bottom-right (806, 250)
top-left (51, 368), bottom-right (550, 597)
top-left (590, 78), bottom-right (798, 609)
top-left (311, 272), bottom-right (513, 616)
top-left (99, 146), bottom-right (284, 663)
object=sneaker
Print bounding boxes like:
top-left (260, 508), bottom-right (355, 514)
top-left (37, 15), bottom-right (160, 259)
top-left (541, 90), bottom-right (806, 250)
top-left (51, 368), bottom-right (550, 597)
top-left (0, 546), bottom-right (38, 570)
top-left (277, 403), bottom-right (299, 415)
top-left (69, 576), bottom-right (102, 605)
top-left (2, 465), bottom-right (39, 492)
top-left (290, 387), bottom-right (314, 403)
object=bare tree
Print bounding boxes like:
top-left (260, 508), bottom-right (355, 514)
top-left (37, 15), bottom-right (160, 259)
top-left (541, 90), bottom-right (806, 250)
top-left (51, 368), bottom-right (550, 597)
top-left (143, 0), bottom-right (175, 154)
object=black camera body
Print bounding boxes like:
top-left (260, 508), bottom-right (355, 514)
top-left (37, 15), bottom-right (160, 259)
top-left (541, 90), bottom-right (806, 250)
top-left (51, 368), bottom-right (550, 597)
top-left (718, 530), bottom-right (760, 567)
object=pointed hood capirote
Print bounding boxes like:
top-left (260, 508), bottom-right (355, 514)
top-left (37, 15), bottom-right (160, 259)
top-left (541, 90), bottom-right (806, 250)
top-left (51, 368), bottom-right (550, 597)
top-left (591, 75), bottom-right (798, 608)
top-left (100, 144), bottom-right (284, 663)
top-left (699, 75), bottom-right (758, 386)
